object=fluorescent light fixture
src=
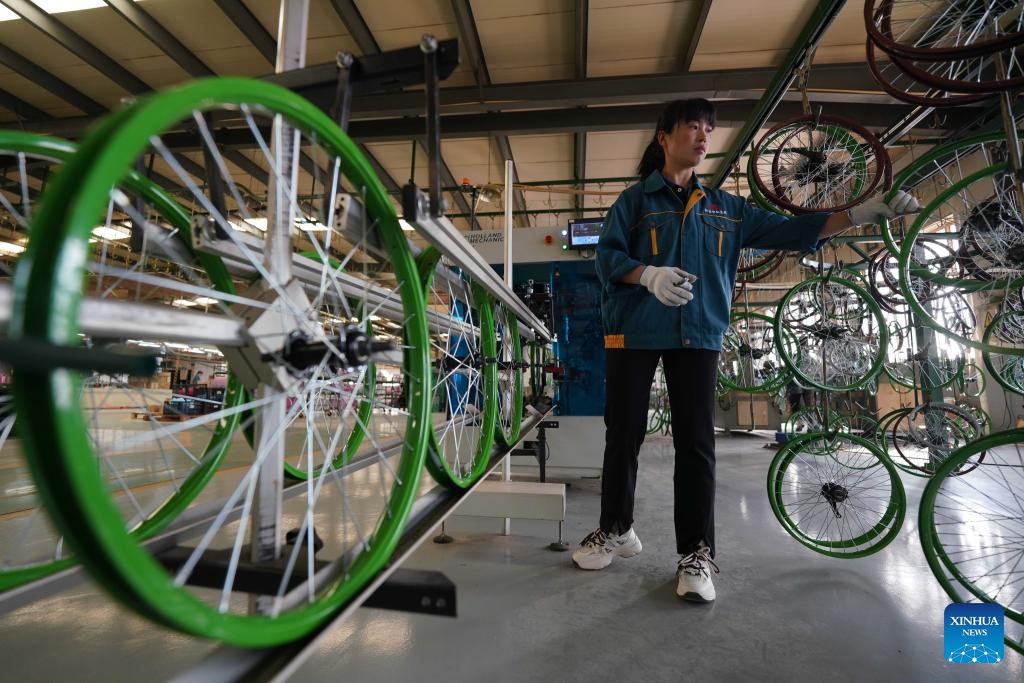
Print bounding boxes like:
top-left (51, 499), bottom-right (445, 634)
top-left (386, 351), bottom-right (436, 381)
top-left (0, 241), bottom-right (26, 255)
top-left (244, 217), bottom-right (268, 231)
top-left (399, 219), bottom-right (415, 232)
top-left (92, 224), bottom-right (131, 240)
top-left (0, 1), bottom-right (106, 21)
top-left (295, 216), bottom-right (331, 232)
top-left (172, 299), bottom-right (198, 308)
top-left (194, 296), bottom-right (218, 306)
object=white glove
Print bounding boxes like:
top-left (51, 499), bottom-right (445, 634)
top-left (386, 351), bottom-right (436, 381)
top-left (847, 190), bottom-right (921, 226)
top-left (639, 266), bottom-right (695, 307)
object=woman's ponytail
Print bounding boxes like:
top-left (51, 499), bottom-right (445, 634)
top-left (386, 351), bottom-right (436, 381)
top-left (636, 137), bottom-right (664, 180)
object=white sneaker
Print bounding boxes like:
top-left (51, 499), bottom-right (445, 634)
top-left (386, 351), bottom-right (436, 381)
top-left (571, 527), bottom-right (643, 570)
top-left (676, 541), bottom-right (719, 602)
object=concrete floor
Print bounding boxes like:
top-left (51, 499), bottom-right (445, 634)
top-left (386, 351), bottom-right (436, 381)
top-left (1, 431), bottom-right (1020, 682)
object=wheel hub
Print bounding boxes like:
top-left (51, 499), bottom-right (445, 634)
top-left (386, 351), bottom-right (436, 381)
top-left (820, 481), bottom-right (848, 518)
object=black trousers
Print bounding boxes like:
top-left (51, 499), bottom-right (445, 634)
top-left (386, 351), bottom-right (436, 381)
top-left (599, 348), bottom-right (719, 557)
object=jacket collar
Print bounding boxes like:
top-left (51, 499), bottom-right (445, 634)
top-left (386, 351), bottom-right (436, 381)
top-left (642, 169), bottom-right (705, 195)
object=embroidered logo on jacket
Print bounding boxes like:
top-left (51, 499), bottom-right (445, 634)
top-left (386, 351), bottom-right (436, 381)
top-left (704, 202), bottom-right (729, 216)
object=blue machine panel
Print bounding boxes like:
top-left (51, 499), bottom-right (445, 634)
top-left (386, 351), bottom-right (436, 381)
top-left (509, 260), bottom-right (605, 417)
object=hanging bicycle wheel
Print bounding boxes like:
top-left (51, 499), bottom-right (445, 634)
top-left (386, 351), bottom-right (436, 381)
top-left (865, 37), bottom-right (994, 108)
top-left (919, 429), bottom-right (1024, 651)
top-left (718, 310), bottom-right (791, 393)
top-left (493, 299), bottom-right (524, 447)
top-left (767, 432), bottom-right (906, 558)
top-left (9, 77), bottom-right (431, 646)
top-left (890, 402), bottom-right (982, 476)
top-left (751, 114), bottom-right (890, 215)
top-left (983, 310), bottom-right (1024, 394)
top-left (882, 326), bottom-right (966, 392)
top-left (419, 248), bottom-right (496, 489)
top-left (867, 0), bottom-right (1024, 93)
top-left (897, 174), bottom-right (1024, 354)
top-left (866, 0), bottom-right (1024, 60)
top-left (774, 275), bottom-right (889, 391)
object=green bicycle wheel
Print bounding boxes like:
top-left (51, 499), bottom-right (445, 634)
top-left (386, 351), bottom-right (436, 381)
top-left (280, 254), bottom-right (375, 482)
top-left (983, 310), bottom-right (1024, 395)
top-left (767, 431), bottom-right (906, 558)
top-left (9, 77), bottom-right (431, 646)
top-left (0, 131), bottom-right (244, 592)
top-left (494, 300), bottom-right (524, 447)
top-left (774, 276), bottom-right (889, 392)
top-left (718, 310), bottom-right (792, 394)
top-left (957, 360), bottom-right (987, 398)
top-left (919, 429), bottom-right (1024, 654)
top-left (418, 248), bottom-right (496, 489)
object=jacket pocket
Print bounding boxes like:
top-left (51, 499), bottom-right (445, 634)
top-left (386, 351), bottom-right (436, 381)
top-left (632, 210), bottom-right (679, 261)
top-left (699, 214), bottom-right (739, 258)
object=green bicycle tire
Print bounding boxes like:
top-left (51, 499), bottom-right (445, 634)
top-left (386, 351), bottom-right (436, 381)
top-left (767, 431), bottom-right (906, 558)
top-left (9, 77), bottom-right (431, 646)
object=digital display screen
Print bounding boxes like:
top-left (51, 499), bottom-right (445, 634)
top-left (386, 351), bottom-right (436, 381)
top-left (568, 218), bottom-right (603, 248)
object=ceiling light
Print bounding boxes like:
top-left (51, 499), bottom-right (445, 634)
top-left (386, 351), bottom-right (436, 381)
top-left (92, 224), bottom-right (131, 241)
top-left (0, 241), bottom-right (26, 256)
top-left (0, 1), bottom-right (106, 22)
top-left (172, 299), bottom-right (198, 308)
top-left (399, 219), bottom-right (415, 232)
top-left (194, 297), bottom-right (218, 306)
top-left (478, 186), bottom-right (502, 204)
top-left (295, 216), bottom-right (331, 232)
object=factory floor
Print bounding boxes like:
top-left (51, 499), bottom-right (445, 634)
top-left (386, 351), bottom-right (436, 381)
top-left (1, 431), bottom-right (1020, 682)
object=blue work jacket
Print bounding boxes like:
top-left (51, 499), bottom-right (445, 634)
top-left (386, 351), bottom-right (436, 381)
top-left (596, 171), bottom-right (830, 351)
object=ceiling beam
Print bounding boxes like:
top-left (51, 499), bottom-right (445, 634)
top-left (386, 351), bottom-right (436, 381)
top-left (0, 87), bottom-right (49, 121)
top-left (327, 0), bottom-right (380, 55)
top-left (223, 150), bottom-right (268, 186)
top-left (2, 0), bottom-right (151, 94)
top-left (451, 0), bottom-right (488, 91)
top-left (15, 98), bottom-right (975, 144)
top-left (682, 0), bottom-right (713, 71)
top-left (0, 43), bottom-right (106, 115)
top-left (358, 144), bottom-right (400, 193)
top-left (213, 0), bottom-right (276, 66)
top-left (274, 62), bottom-right (890, 119)
top-left (104, 0), bottom-right (215, 78)
top-left (575, 0), bottom-right (588, 78)
top-left (344, 99), bottom-right (974, 142)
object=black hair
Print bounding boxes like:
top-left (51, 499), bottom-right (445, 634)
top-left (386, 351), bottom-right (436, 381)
top-left (636, 99), bottom-right (716, 179)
